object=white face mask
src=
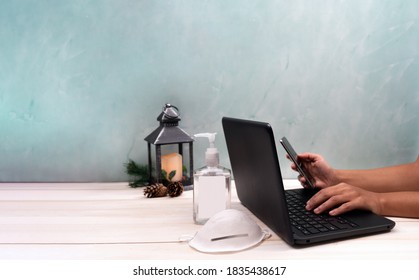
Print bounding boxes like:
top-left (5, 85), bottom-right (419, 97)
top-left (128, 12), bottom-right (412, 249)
top-left (187, 209), bottom-right (271, 253)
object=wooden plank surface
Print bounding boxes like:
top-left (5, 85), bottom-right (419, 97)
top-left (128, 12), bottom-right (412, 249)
top-left (0, 181), bottom-right (417, 260)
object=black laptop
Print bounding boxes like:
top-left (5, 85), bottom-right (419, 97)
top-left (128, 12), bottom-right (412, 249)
top-left (222, 117), bottom-right (395, 246)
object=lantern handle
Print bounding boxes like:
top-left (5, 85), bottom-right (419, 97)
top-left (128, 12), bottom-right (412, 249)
top-left (162, 103), bottom-right (180, 120)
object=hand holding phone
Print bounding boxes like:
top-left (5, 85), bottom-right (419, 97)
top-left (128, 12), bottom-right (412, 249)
top-left (280, 137), bottom-right (316, 189)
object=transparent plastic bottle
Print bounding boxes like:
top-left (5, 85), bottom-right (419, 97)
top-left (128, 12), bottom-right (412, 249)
top-left (193, 133), bottom-right (231, 225)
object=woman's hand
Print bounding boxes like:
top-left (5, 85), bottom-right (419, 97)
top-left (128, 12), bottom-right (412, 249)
top-left (288, 153), bottom-right (338, 188)
top-left (305, 183), bottom-right (382, 216)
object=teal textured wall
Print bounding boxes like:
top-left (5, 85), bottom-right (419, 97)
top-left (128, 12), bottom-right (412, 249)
top-left (1, 0), bottom-right (418, 182)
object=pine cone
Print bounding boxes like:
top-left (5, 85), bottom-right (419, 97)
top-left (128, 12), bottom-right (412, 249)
top-left (167, 181), bottom-right (184, 197)
top-left (143, 183), bottom-right (168, 198)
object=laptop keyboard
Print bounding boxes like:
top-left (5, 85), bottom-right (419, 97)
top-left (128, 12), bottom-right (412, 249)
top-left (286, 189), bottom-right (359, 236)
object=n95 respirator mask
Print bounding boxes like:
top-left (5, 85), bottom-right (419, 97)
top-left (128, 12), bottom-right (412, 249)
top-left (187, 209), bottom-right (271, 253)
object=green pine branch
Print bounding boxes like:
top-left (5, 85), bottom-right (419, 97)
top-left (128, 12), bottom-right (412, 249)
top-left (124, 159), bottom-right (149, 188)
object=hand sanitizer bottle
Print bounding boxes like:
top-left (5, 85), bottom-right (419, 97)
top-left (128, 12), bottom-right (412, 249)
top-left (193, 133), bottom-right (231, 224)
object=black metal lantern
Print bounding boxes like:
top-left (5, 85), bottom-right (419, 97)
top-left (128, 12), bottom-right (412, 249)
top-left (144, 104), bottom-right (194, 188)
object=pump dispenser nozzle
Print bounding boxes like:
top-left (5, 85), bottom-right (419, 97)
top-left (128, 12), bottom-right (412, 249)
top-left (194, 133), bottom-right (219, 167)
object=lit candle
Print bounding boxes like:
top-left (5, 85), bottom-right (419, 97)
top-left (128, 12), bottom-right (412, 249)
top-left (161, 153), bottom-right (183, 182)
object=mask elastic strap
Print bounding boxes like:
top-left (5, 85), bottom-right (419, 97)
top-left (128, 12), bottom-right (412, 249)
top-left (262, 229), bottom-right (272, 240)
top-left (178, 234), bottom-right (194, 242)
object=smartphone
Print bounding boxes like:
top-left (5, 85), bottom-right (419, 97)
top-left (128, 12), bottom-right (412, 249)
top-left (279, 137), bottom-right (316, 189)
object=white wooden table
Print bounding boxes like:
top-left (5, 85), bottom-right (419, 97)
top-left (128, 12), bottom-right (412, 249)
top-left (0, 180), bottom-right (417, 260)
